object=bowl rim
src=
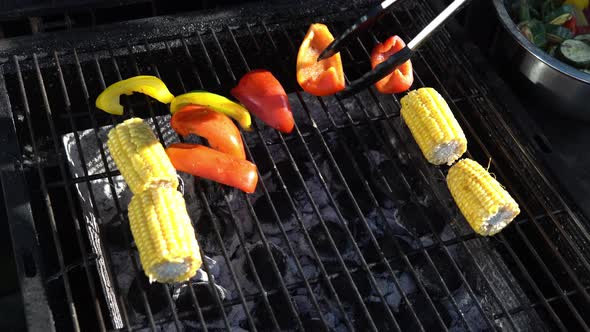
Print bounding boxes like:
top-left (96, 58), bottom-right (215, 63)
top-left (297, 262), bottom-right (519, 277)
top-left (492, 0), bottom-right (590, 84)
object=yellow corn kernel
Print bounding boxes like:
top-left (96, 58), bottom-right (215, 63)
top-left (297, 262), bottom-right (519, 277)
top-left (128, 187), bottom-right (202, 283)
top-left (107, 118), bottom-right (178, 194)
top-left (447, 158), bottom-right (520, 236)
top-left (400, 87), bottom-right (467, 165)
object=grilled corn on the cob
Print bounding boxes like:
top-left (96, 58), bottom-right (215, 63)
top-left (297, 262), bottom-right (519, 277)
top-left (400, 88), bottom-right (467, 165)
top-left (447, 158), bottom-right (520, 236)
top-left (128, 187), bottom-right (202, 283)
top-left (107, 118), bottom-right (178, 194)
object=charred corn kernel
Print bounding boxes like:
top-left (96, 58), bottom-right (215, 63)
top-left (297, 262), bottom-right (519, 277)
top-left (447, 158), bottom-right (520, 236)
top-left (96, 75), bottom-right (175, 115)
top-left (107, 118), bottom-right (178, 194)
top-left (129, 187), bottom-right (202, 283)
top-left (400, 88), bottom-right (467, 165)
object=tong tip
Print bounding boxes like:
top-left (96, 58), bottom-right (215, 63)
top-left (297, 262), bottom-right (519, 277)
top-left (317, 48), bottom-right (335, 62)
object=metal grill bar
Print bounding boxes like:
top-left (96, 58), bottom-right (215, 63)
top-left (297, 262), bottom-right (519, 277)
top-left (216, 27), bottom-right (336, 331)
top-left (163, 34), bottom-right (293, 332)
top-left (364, 39), bottom-right (526, 327)
top-left (219, 22), bottom-right (374, 330)
top-left (270, 27), bottom-right (412, 331)
top-left (226, 25), bottom-right (427, 331)
top-left (72, 47), bottom-right (160, 332)
top-left (13, 55), bottom-right (83, 332)
top-left (327, 29), bottom-right (510, 331)
top-left (231, 24), bottom-right (394, 332)
top-left (276, 26), bottom-right (456, 332)
top-left (123, 42), bottom-right (189, 332)
top-left (214, 26), bottom-right (376, 331)
top-left (132, 39), bottom-right (241, 332)
top-left (347, 29), bottom-right (520, 329)
top-left (384, 11), bottom-right (575, 331)
top-left (97, 46), bottom-right (171, 332)
top-left (412, 4), bottom-right (590, 297)
top-left (113, 40), bottom-right (243, 332)
top-left (169, 31), bottom-right (325, 332)
top-left (86, 51), bottom-right (137, 331)
top-left (35, 51), bottom-right (109, 330)
top-left (332, 31), bottom-right (495, 331)
top-left (494, 285), bottom-right (590, 320)
top-left (158, 38), bottom-right (229, 332)
top-left (417, 0), bottom-right (590, 297)
top-left (400, 65), bottom-right (524, 329)
top-left (84, 211), bottom-right (561, 302)
top-left (395, 3), bottom-right (590, 329)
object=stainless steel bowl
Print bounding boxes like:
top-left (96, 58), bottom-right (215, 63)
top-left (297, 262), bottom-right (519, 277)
top-left (492, 0), bottom-right (590, 120)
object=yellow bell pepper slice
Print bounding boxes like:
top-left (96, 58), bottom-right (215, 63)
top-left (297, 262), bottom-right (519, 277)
top-left (565, 0), bottom-right (589, 10)
top-left (169, 91), bottom-right (252, 131)
top-left (96, 76), bottom-right (175, 115)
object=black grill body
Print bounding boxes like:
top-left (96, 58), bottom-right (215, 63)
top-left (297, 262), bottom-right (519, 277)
top-left (1, 0), bottom-right (590, 331)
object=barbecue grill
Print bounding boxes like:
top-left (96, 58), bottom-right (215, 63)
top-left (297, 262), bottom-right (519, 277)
top-left (1, 0), bottom-right (590, 331)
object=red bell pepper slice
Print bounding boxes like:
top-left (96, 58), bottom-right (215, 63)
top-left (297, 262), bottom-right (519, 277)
top-left (296, 23), bottom-right (345, 96)
top-left (231, 69), bottom-right (295, 134)
top-left (171, 105), bottom-right (246, 159)
top-left (370, 36), bottom-right (414, 94)
top-left (166, 143), bottom-right (258, 193)
top-left (564, 17), bottom-right (577, 34)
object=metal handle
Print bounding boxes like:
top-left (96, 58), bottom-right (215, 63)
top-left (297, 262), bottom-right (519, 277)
top-left (407, 0), bottom-right (471, 50)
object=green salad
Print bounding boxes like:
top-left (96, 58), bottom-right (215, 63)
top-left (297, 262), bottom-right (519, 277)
top-left (513, 0), bottom-right (590, 74)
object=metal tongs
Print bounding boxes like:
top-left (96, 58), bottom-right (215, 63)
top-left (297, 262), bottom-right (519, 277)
top-left (318, 0), bottom-right (472, 98)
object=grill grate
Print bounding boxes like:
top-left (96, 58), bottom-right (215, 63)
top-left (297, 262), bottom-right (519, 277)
top-left (1, 0), bottom-right (590, 331)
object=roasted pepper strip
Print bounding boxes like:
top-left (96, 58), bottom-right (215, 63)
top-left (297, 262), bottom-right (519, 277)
top-left (96, 76), bottom-right (175, 115)
top-left (296, 23), bottom-right (345, 96)
top-left (171, 105), bottom-right (246, 159)
top-left (371, 36), bottom-right (414, 94)
top-left (166, 143), bottom-right (258, 193)
top-left (231, 69), bottom-right (295, 134)
top-left (169, 91), bottom-right (252, 130)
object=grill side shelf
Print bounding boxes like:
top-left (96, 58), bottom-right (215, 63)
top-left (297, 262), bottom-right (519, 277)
top-left (0, 65), bottom-right (55, 332)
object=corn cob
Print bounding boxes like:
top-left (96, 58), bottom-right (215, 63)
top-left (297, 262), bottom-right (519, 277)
top-left (400, 87), bottom-right (467, 165)
top-left (446, 158), bottom-right (520, 236)
top-left (107, 118), bottom-right (178, 194)
top-left (128, 187), bottom-right (202, 283)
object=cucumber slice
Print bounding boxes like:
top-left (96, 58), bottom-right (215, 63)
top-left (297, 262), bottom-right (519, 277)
top-left (558, 39), bottom-right (590, 67)
top-left (519, 20), bottom-right (547, 47)
top-left (546, 24), bottom-right (574, 43)
top-left (574, 34), bottom-right (590, 45)
top-left (545, 5), bottom-right (574, 25)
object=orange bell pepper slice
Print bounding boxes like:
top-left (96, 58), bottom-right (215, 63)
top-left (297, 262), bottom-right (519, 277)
top-left (170, 105), bottom-right (246, 160)
top-left (166, 143), bottom-right (258, 194)
top-left (371, 36), bottom-right (414, 94)
top-left (296, 24), bottom-right (345, 96)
